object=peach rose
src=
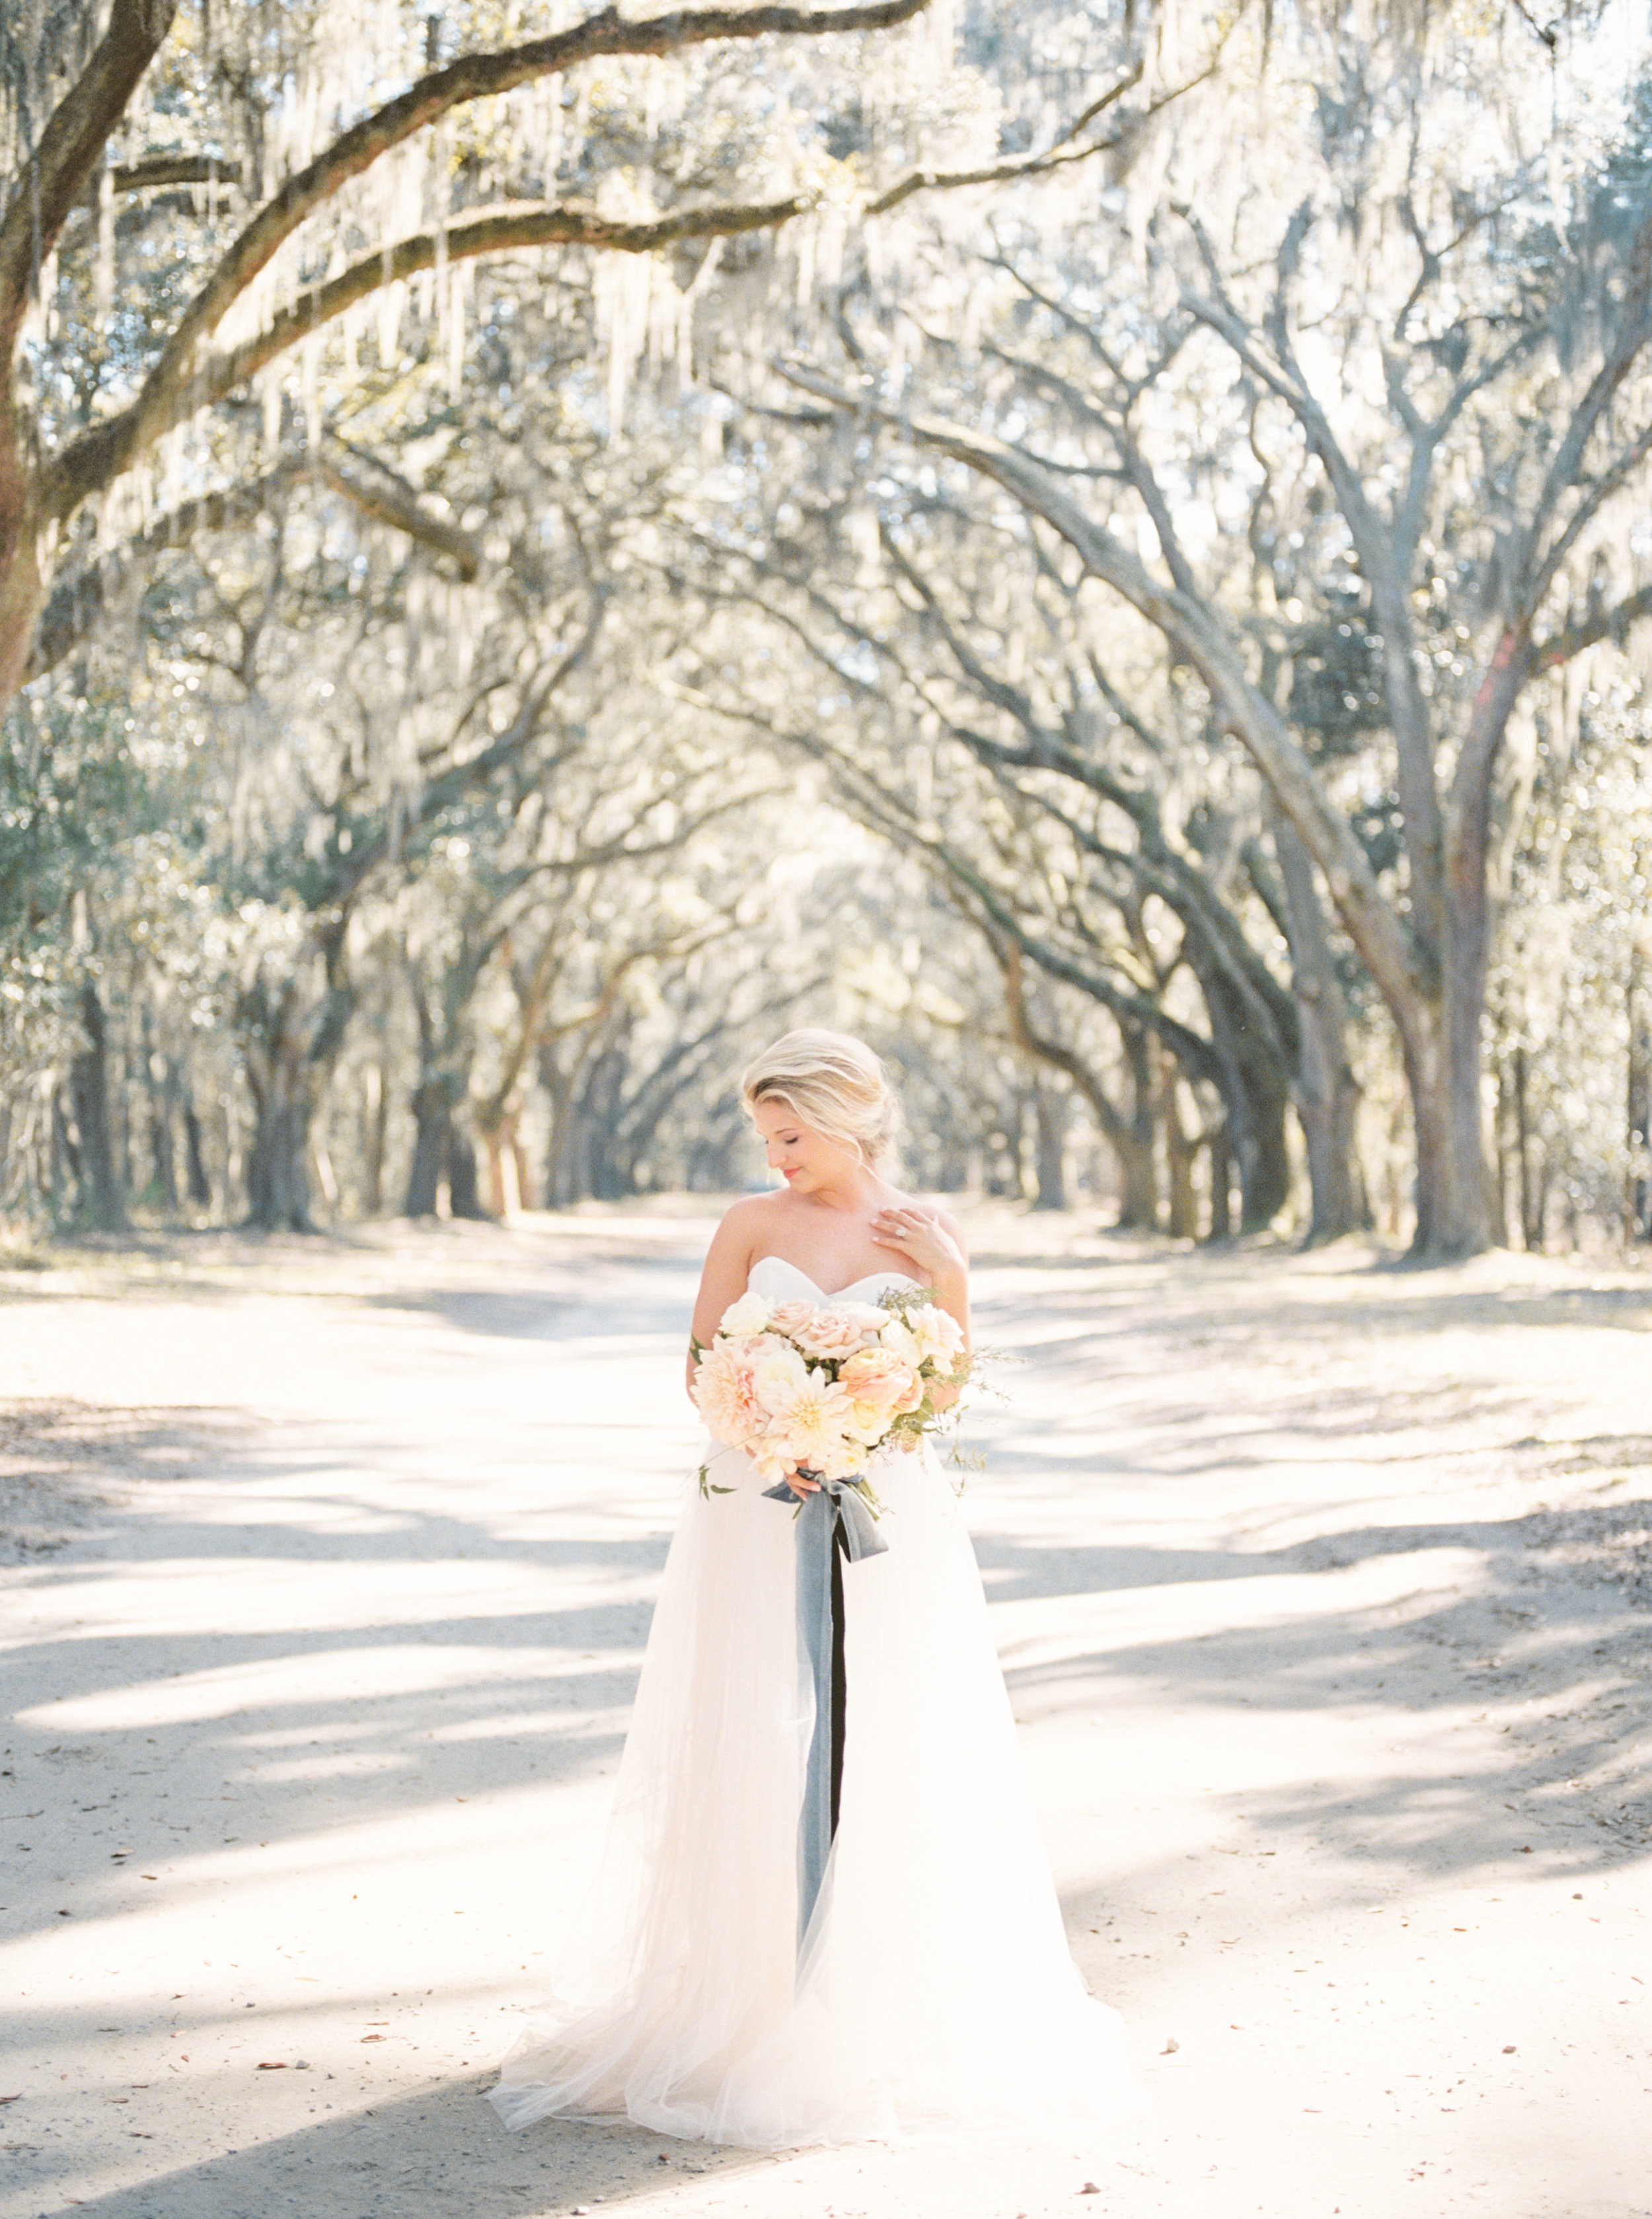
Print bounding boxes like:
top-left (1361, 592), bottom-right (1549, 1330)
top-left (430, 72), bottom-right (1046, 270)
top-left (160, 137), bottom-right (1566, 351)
top-left (767, 1298), bottom-right (820, 1341)
top-left (792, 1304), bottom-right (882, 1362)
top-left (838, 1345), bottom-right (924, 1426)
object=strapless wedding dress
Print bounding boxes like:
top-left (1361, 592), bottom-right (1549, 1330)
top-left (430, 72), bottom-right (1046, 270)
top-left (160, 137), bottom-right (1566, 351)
top-left (488, 1256), bottom-right (1132, 2147)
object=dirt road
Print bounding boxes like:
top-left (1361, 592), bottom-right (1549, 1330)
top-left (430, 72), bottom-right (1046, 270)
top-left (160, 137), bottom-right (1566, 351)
top-left (2, 1209), bottom-right (1649, 2219)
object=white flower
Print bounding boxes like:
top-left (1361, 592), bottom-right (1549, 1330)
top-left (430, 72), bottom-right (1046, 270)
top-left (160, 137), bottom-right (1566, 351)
top-left (878, 1316), bottom-right (923, 1367)
top-left (840, 1300), bottom-right (891, 1334)
top-left (720, 1290), bottom-right (774, 1337)
top-left (747, 1431), bottom-right (798, 1487)
top-left (900, 1302), bottom-right (966, 1370)
top-left (751, 1337), bottom-right (809, 1413)
top-left (800, 1431), bottom-right (864, 1482)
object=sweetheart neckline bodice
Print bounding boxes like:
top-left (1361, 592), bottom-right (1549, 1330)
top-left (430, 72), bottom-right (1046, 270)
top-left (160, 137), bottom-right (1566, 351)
top-left (747, 1254), bottom-right (918, 1304)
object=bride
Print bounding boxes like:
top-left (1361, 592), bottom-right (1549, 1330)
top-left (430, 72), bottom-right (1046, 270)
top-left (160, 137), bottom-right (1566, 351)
top-left (488, 1029), bottom-right (1131, 2147)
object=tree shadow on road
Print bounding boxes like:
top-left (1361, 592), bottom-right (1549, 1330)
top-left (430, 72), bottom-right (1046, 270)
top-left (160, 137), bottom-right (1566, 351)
top-left (1, 1402), bottom-right (673, 1957)
top-left (991, 1486), bottom-right (1652, 1885)
top-left (5, 2069), bottom-right (757, 2219)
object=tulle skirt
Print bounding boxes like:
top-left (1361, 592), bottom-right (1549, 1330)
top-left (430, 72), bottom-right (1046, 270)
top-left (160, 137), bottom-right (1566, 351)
top-left (487, 1439), bottom-right (1133, 2148)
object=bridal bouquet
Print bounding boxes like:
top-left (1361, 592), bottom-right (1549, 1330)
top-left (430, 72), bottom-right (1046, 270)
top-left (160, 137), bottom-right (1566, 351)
top-left (691, 1284), bottom-right (970, 1504)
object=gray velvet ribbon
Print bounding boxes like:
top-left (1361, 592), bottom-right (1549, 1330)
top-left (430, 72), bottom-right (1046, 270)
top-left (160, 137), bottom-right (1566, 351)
top-left (763, 1472), bottom-right (888, 1941)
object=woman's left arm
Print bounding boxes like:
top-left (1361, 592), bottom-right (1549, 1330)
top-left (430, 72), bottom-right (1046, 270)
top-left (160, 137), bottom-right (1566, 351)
top-left (870, 1203), bottom-right (970, 1345)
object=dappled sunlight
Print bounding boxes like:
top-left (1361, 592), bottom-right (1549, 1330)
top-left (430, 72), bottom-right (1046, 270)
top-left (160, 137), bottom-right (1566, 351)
top-left (2, 1214), bottom-right (1649, 2218)
top-left (22, 1641), bottom-right (645, 1736)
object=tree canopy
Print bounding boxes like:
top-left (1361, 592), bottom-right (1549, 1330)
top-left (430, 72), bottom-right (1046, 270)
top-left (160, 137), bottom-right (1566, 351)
top-left (3, 0), bottom-right (1649, 1256)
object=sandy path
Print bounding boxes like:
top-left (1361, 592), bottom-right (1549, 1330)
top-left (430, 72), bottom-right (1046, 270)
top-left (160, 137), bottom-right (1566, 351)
top-left (1, 1210), bottom-right (1649, 2219)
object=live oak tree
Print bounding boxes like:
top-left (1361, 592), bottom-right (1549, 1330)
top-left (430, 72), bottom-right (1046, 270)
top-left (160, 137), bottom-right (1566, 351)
top-left (782, 20), bottom-right (1652, 1256)
top-left (0, 0), bottom-right (1234, 1232)
top-left (1489, 706), bottom-right (1652, 1247)
top-left (658, 482), bottom-right (1313, 1236)
top-left (397, 725), bottom-right (770, 1219)
top-left (2, 0), bottom-right (1187, 719)
top-left (0, 0), bottom-right (945, 715)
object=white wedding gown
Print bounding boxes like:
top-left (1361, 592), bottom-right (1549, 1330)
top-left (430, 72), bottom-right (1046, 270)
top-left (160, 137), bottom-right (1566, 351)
top-left (488, 1258), bottom-right (1133, 2148)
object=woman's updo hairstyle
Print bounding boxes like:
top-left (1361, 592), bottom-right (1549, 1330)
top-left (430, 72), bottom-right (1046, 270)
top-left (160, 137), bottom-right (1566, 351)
top-left (740, 1029), bottom-right (901, 1171)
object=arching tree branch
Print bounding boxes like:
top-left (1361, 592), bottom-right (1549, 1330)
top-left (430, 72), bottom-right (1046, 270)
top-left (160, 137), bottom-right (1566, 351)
top-left (65, 4), bottom-right (926, 474)
top-left (47, 192), bottom-right (807, 523)
top-left (26, 443), bottom-right (482, 682)
top-left (110, 153), bottom-right (243, 194)
top-left (0, 0), bottom-right (180, 358)
top-left (777, 360), bottom-right (1433, 1020)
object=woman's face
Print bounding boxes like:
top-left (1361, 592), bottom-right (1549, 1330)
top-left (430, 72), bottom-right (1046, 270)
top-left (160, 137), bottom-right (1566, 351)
top-left (751, 1096), bottom-right (859, 1195)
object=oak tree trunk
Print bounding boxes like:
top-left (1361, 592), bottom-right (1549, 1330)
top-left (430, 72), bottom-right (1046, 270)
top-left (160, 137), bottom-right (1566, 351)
top-left (1628, 948), bottom-right (1650, 1243)
top-left (446, 1125), bottom-right (492, 1220)
top-left (241, 954), bottom-right (354, 1231)
top-left (361, 1065), bottom-right (387, 1216)
top-left (1160, 1052), bottom-right (1201, 1240)
top-left (1193, 956), bottom-right (1293, 1234)
top-left (0, 496), bottom-right (46, 723)
top-left (404, 1078), bottom-right (450, 1218)
top-left (143, 1045), bottom-right (180, 1213)
top-left (67, 979), bottom-right (124, 1228)
top-left (1030, 1076), bottom-right (1068, 1211)
top-left (1207, 1126), bottom-right (1233, 1240)
top-left (1400, 995), bottom-right (1493, 1260)
top-left (480, 1108), bottom-right (527, 1218)
top-left (1273, 815), bottom-right (1368, 1242)
top-left (1115, 1029), bottom-right (1158, 1230)
top-left (243, 1056), bottom-right (315, 1232)
top-left (182, 1094), bottom-right (212, 1209)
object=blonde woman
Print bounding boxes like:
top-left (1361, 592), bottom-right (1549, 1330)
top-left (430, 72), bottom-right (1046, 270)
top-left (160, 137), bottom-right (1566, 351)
top-left (490, 1031), bottom-right (1130, 2147)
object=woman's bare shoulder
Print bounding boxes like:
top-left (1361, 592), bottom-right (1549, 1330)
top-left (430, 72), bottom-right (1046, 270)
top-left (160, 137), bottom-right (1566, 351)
top-left (717, 1191), bottom-right (785, 1233)
top-left (706, 1191), bottom-right (785, 1256)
